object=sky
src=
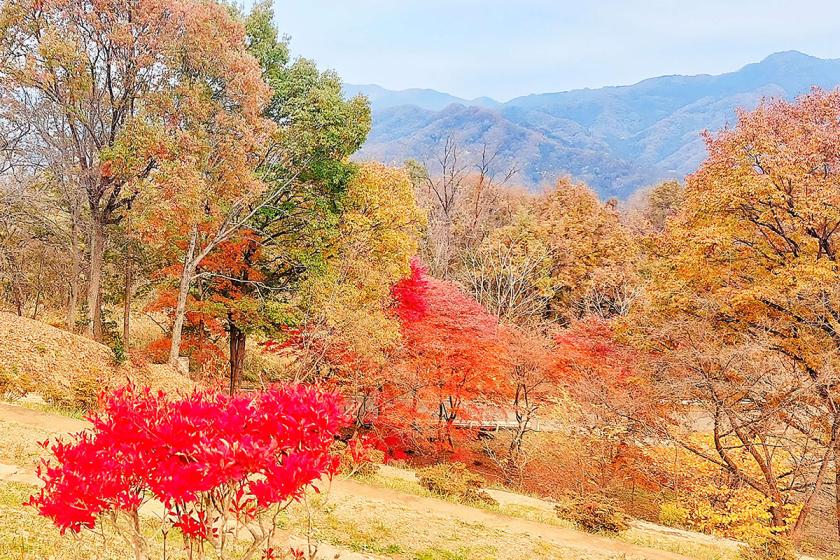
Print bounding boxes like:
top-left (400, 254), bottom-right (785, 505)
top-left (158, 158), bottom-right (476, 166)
top-left (264, 0), bottom-right (840, 101)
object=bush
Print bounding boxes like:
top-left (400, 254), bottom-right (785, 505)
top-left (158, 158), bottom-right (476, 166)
top-left (417, 462), bottom-right (498, 506)
top-left (659, 501), bottom-right (690, 528)
top-left (28, 384), bottom-right (349, 560)
top-left (69, 374), bottom-right (102, 411)
top-left (739, 534), bottom-right (796, 560)
top-left (109, 334), bottom-right (127, 365)
top-left (555, 493), bottom-right (630, 534)
top-left (37, 374), bottom-right (101, 412)
top-left (39, 383), bottom-right (73, 409)
top-left (333, 439), bottom-right (385, 477)
top-left (0, 365), bottom-right (34, 400)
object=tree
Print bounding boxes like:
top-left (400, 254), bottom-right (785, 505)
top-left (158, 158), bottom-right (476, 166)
top-left (643, 321), bottom-right (832, 539)
top-left (0, 179), bottom-right (69, 318)
top-left (134, 0), bottom-right (276, 367)
top-left (136, 1), bottom-right (373, 377)
top-left (285, 163), bottom-right (423, 384)
top-left (623, 180), bottom-right (684, 236)
top-left (0, 0), bottom-right (194, 339)
top-left (388, 260), bottom-right (507, 453)
top-left (460, 211), bottom-right (554, 327)
top-left (169, 1), bottom-right (375, 382)
top-left (491, 325), bottom-right (558, 483)
top-left (408, 139), bottom-right (519, 278)
top-left (637, 88), bottom-right (840, 539)
top-left (536, 179), bottom-right (638, 321)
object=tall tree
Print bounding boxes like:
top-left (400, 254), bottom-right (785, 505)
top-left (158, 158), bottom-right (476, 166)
top-left (390, 260), bottom-right (507, 452)
top-left (141, 1), bottom-right (373, 374)
top-left (186, 1), bottom-right (374, 381)
top-left (0, 0), bottom-right (190, 338)
top-left (408, 139), bottom-right (519, 279)
top-left (461, 211), bottom-right (554, 327)
top-left (536, 178), bottom-right (638, 321)
top-left (638, 88), bottom-right (840, 538)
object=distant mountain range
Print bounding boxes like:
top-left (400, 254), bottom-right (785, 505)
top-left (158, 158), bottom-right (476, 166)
top-left (344, 51), bottom-right (840, 198)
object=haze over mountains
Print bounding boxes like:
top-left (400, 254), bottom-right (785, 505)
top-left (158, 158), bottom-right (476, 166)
top-left (344, 51), bottom-right (840, 198)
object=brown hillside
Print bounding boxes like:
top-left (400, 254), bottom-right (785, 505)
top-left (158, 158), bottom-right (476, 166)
top-left (0, 312), bottom-right (191, 403)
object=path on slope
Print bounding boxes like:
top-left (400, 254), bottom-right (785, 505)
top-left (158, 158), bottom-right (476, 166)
top-left (0, 402), bottom-right (691, 560)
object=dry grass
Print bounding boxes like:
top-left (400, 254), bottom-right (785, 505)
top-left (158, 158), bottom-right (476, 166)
top-left (0, 420), bottom-right (50, 468)
top-left (0, 312), bottom-right (192, 407)
top-left (283, 491), bottom-right (577, 560)
top-left (0, 481), bottom-right (196, 560)
top-left (352, 468), bottom-right (750, 560)
top-left (621, 529), bottom-right (739, 560)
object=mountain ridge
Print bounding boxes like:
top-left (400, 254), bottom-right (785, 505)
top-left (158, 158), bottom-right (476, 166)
top-left (345, 51), bottom-right (840, 198)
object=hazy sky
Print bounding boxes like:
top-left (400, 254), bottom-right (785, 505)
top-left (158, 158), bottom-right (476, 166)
top-left (266, 0), bottom-right (840, 101)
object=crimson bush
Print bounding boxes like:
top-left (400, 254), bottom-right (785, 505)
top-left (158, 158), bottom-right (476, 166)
top-left (28, 384), bottom-right (348, 560)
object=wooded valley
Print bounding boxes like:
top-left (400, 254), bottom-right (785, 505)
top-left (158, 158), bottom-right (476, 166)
top-left (1, 1), bottom-right (839, 560)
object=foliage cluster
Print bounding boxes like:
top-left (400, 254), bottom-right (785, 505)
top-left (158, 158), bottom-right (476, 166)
top-left (553, 493), bottom-right (630, 534)
top-left (29, 384), bottom-right (347, 560)
top-left (417, 462), bottom-right (497, 506)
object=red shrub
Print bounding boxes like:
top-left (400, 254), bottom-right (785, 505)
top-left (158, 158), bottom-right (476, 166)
top-left (28, 384), bottom-right (348, 558)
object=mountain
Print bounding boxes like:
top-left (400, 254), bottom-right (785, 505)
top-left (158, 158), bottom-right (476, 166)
top-left (346, 51), bottom-right (840, 198)
top-left (342, 84), bottom-right (500, 111)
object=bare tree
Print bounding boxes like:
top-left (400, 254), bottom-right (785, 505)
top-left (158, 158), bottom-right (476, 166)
top-left (614, 323), bottom-right (838, 542)
top-left (461, 231), bottom-right (553, 327)
top-left (409, 137), bottom-right (518, 278)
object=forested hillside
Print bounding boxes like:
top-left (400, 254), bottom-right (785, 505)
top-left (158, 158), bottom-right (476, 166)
top-left (350, 51), bottom-right (840, 197)
top-left (1, 1), bottom-right (840, 559)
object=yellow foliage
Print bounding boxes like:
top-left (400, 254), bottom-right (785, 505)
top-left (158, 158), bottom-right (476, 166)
top-left (297, 162), bottom-right (424, 369)
top-left (653, 441), bottom-right (801, 541)
top-left (534, 178), bottom-right (638, 320)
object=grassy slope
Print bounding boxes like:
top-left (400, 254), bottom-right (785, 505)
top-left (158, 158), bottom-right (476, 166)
top-left (0, 311), bottom-right (191, 405)
top-left (0, 313), bottom-right (740, 560)
top-left (0, 401), bottom-right (736, 560)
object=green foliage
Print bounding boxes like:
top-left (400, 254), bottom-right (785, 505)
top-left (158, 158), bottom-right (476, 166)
top-left (659, 501), bottom-right (690, 528)
top-left (245, 2), bottom-right (370, 185)
top-left (243, 0), bottom-right (290, 83)
top-left (109, 334), bottom-right (127, 365)
top-left (554, 493), bottom-right (630, 534)
top-left (69, 375), bottom-right (101, 411)
top-left (417, 462), bottom-right (498, 506)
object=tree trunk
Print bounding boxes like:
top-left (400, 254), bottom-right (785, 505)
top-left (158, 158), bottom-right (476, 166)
top-left (123, 259), bottom-right (132, 350)
top-left (31, 287), bottom-right (41, 319)
top-left (13, 286), bottom-right (23, 316)
top-left (86, 219), bottom-right (106, 340)
top-left (129, 509), bottom-right (147, 560)
top-left (835, 436), bottom-right (840, 538)
top-left (168, 228), bottom-right (197, 367)
top-left (66, 248), bottom-right (81, 331)
top-left (229, 318), bottom-right (246, 395)
top-left (505, 384), bottom-right (530, 485)
top-left (64, 205), bottom-right (83, 331)
top-left (792, 437), bottom-right (833, 541)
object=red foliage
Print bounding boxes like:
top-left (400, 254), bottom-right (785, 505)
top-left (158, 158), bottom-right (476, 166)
top-left (390, 258), bottom-right (428, 322)
top-left (28, 384), bottom-right (348, 546)
top-left (145, 230), bottom-right (265, 375)
top-left (553, 318), bottom-right (659, 424)
top-left (545, 319), bottom-right (664, 501)
top-left (142, 334), bottom-right (227, 374)
top-left (382, 260), bottom-right (507, 455)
